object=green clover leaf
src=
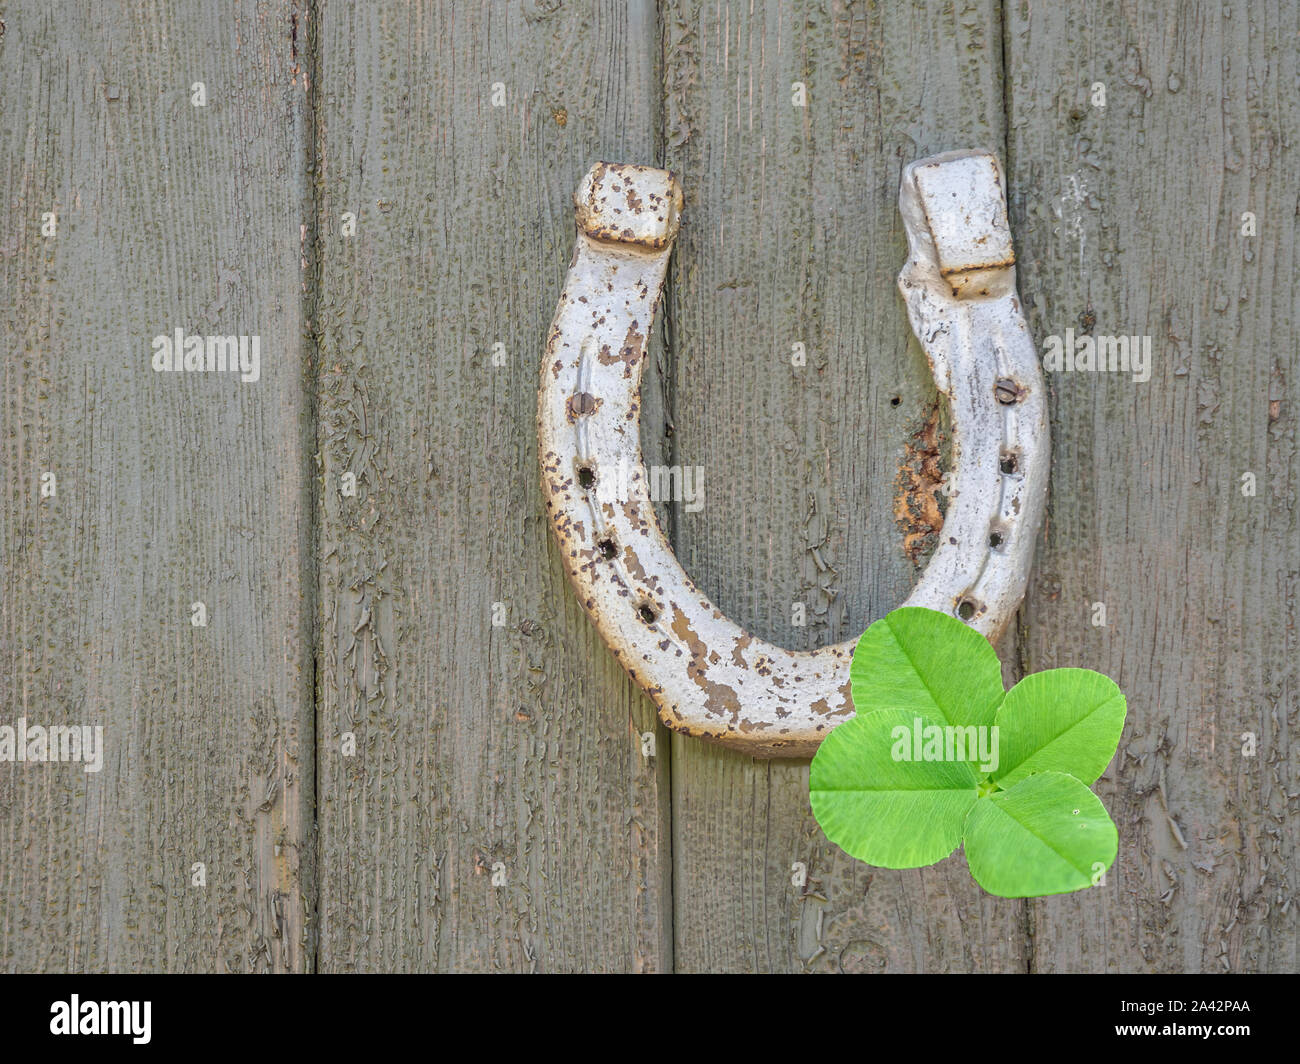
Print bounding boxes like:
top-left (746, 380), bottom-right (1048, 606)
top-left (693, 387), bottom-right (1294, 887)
top-left (963, 771), bottom-right (1118, 897)
top-left (992, 668), bottom-right (1126, 788)
top-left (849, 606), bottom-right (1005, 730)
top-left (809, 607), bottom-right (1127, 898)
top-left (810, 708), bottom-right (978, 869)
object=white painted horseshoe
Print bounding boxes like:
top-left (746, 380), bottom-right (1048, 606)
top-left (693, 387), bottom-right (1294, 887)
top-left (539, 151), bottom-right (1049, 758)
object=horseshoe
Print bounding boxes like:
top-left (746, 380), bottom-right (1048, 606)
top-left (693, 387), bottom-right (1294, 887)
top-left (538, 151), bottom-right (1049, 758)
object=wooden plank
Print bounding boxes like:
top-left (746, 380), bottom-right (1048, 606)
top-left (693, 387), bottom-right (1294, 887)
top-left (661, 1), bottom-right (1028, 970)
top-left (312, 0), bottom-right (673, 971)
top-left (1006, 0), bottom-right (1299, 971)
top-left (0, 2), bottom-right (314, 971)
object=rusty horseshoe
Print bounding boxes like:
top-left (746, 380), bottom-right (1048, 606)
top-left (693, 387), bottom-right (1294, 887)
top-left (538, 150), bottom-right (1049, 758)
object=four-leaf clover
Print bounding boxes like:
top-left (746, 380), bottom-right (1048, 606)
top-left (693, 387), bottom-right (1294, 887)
top-left (810, 607), bottom-right (1126, 898)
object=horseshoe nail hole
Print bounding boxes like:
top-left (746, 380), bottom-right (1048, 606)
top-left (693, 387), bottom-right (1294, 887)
top-left (890, 395), bottom-right (901, 407)
top-left (999, 451), bottom-right (1020, 475)
top-left (995, 378), bottom-right (1026, 405)
top-left (955, 598), bottom-right (978, 622)
top-left (637, 602), bottom-right (659, 625)
top-left (567, 391), bottom-right (599, 419)
top-left (989, 528), bottom-right (1006, 551)
top-left (597, 537), bottom-right (617, 560)
top-left (576, 464), bottom-right (596, 490)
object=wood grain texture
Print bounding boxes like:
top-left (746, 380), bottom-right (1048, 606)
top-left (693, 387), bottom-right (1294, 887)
top-left (3, 0), bottom-right (1294, 975)
top-left (0, 1), bottom-right (314, 971)
top-left (659, 0), bottom-right (1029, 971)
top-left (1006, 0), bottom-right (1299, 973)
top-left (311, 0), bottom-right (673, 972)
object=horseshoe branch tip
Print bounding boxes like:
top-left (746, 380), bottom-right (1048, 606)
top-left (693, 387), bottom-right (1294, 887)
top-left (539, 151), bottom-right (1049, 759)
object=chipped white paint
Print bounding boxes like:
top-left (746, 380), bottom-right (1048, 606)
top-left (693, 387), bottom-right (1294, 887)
top-left (539, 153), bottom-right (1049, 757)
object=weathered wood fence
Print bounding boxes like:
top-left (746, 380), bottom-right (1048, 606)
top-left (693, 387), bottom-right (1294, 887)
top-left (1, 0), bottom-right (1295, 972)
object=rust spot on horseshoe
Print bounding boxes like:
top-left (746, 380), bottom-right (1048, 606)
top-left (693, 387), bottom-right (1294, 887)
top-left (894, 400), bottom-right (946, 566)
